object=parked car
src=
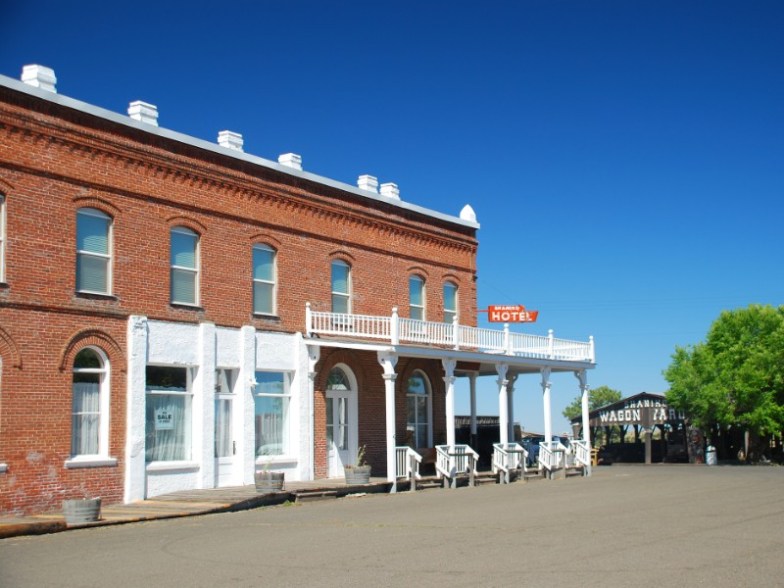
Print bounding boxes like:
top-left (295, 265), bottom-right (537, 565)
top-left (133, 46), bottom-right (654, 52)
top-left (519, 436), bottom-right (570, 466)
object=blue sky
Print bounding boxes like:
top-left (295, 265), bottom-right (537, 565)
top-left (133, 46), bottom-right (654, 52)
top-left (2, 0), bottom-right (782, 434)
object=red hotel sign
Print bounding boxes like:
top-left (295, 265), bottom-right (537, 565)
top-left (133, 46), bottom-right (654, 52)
top-left (486, 305), bottom-right (539, 323)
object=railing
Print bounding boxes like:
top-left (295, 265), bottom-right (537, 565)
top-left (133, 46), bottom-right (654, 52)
top-left (571, 440), bottom-right (591, 469)
top-left (306, 304), bottom-right (595, 364)
top-left (538, 442), bottom-right (566, 478)
top-left (395, 446), bottom-right (422, 490)
top-left (435, 444), bottom-right (479, 488)
top-left (492, 442), bottom-right (525, 484)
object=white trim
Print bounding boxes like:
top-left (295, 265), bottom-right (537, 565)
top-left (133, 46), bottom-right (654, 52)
top-left (64, 456), bottom-right (118, 469)
top-left (145, 461), bottom-right (199, 472)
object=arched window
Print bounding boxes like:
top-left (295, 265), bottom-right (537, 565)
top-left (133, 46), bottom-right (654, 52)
top-left (76, 208), bottom-right (112, 294)
top-left (409, 275), bottom-right (425, 321)
top-left (331, 260), bottom-right (351, 314)
top-left (71, 348), bottom-right (108, 457)
top-left (406, 371), bottom-right (431, 448)
top-left (170, 226), bottom-right (199, 305)
top-left (443, 281), bottom-right (458, 324)
top-left (252, 244), bottom-right (277, 315)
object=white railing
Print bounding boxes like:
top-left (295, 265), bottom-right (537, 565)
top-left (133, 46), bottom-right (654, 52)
top-left (538, 442), bottom-right (566, 477)
top-left (306, 304), bottom-right (595, 364)
top-left (571, 440), bottom-right (591, 469)
top-left (395, 446), bottom-right (422, 487)
top-left (435, 444), bottom-right (479, 488)
top-left (492, 442), bottom-right (525, 484)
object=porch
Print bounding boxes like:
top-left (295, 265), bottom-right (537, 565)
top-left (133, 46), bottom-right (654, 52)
top-left (305, 306), bottom-right (597, 489)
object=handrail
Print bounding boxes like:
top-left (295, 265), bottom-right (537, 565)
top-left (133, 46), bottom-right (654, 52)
top-left (435, 444), bottom-right (479, 488)
top-left (538, 442), bottom-right (566, 477)
top-left (492, 442), bottom-right (525, 484)
top-left (395, 446), bottom-right (422, 485)
top-left (571, 440), bottom-right (591, 468)
top-left (305, 304), bottom-right (594, 364)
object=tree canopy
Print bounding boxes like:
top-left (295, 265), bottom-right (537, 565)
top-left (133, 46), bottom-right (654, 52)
top-left (664, 304), bottom-right (784, 435)
top-left (562, 385), bottom-right (622, 421)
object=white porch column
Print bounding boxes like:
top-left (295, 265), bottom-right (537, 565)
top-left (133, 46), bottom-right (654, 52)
top-left (378, 352), bottom-right (398, 491)
top-left (507, 373), bottom-right (518, 442)
top-left (306, 344), bottom-right (321, 481)
top-left (239, 326), bottom-right (256, 485)
top-left (575, 369), bottom-right (592, 476)
top-left (442, 358), bottom-right (457, 447)
top-left (197, 322), bottom-right (217, 489)
top-left (125, 316), bottom-right (149, 503)
top-left (496, 363), bottom-right (509, 444)
top-left (541, 367), bottom-right (553, 444)
top-left (469, 372), bottom-right (478, 447)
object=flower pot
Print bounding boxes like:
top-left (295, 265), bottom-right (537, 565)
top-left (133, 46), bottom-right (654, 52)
top-left (344, 465), bottom-right (371, 485)
top-left (255, 471), bottom-right (285, 494)
top-left (63, 498), bottom-right (101, 525)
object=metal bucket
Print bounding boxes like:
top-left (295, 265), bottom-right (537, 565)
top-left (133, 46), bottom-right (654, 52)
top-left (63, 498), bottom-right (101, 525)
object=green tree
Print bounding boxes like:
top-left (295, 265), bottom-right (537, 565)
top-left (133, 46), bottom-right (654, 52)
top-left (665, 304), bottom-right (784, 436)
top-left (562, 385), bottom-right (622, 421)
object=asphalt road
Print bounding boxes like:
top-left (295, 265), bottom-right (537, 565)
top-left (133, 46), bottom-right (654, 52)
top-left (1, 465), bottom-right (783, 587)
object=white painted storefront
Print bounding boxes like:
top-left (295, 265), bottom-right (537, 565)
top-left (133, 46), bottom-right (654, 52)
top-left (124, 316), bottom-right (312, 502)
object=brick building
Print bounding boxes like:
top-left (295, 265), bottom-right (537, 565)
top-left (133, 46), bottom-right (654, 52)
top-left (0, 65), bottom-right (595, 515)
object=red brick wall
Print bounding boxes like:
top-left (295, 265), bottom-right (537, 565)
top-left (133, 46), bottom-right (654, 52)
top-left (0, 85), bottom-right (477, 513)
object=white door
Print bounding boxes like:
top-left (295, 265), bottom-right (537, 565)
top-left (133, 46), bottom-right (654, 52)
top-left (214, 369), bottom-right (237, 486)
top-left (326, 367), bottom-right (357, 478)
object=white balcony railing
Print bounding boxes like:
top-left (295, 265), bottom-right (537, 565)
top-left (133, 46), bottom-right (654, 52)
top-left (306, 304), bottom-right (595, 364)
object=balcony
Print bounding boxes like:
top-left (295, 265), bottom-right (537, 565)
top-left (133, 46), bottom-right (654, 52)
top-left (305, 304), bottom-right (594, 364)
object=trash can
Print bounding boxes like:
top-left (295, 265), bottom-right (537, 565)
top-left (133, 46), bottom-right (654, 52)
top-left (705, 445), bottom-right (717, 465)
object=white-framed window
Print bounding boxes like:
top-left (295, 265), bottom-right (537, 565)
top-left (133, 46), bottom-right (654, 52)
top-left (406, 370), bottom-right (431, 448)
top-left (331, 260), bottom-right (351, 314)
top-left (252, 244), bottom-right (277, 315)
top-left (170, 226), bottom-right (199, 305)
top-left (254, 371), bottom-right (291, 458)
top-left (71, 347), bottom-right (110, 458)
top-left (0, 193), bottom-right (6, 283)
top-left (409, 275), bottom-right (425, 321)
top-left (443, 281), bottom-right (458, 323)
top-left (145, 366), bottom-right (193, 462)
top-left (76, 208), bottom-right (112, 294)
top-left (214, 368), bottom-right (236, 459)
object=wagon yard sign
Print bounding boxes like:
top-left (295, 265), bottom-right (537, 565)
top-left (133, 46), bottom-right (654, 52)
top-left (483, 305), bottom-right (539, 323)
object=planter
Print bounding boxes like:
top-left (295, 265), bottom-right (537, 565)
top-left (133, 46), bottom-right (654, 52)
top-left (63, 498), bottom-right (101, 525)
top-left (344, 465), bottom-right (371, 485)
top-left (255, 471), bottom-right (285, 494)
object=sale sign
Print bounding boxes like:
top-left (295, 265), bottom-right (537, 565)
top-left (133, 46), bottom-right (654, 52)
top-left (486, 305), bottom-right (539, 323)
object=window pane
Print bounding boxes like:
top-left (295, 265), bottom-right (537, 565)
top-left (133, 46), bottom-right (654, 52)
top-left (253, 281), bottom-right (273, 314)
top-left (145, 393), bottom-right (191, 462)
top-left (146, 366), bottom-right (187, 391)
top-left (171, 268), bottom-right (196, 304)
top-left (444, 283), bottom-right (457, 310)
top-left (254, 395), bottom-right (289, 456)
top-left (77, 211), bottom-right (109, 254)
top-left (215, 398), bottom-right (232, 458)
top-left (253, 246), bottom-right (274, 281)
top-left (409, 277), bottom-right (423, 306)
top-left (171, 230), bottom-right (197, 268)
top-left (77, 254), bottom-right (108, 292)
top-left (332, 294), bottom-right (349, 314)
top-left (255, 371), bottom-right (285, 394)
top-left (331, 261), bottom-right (349, 293)
top-left (74, 348), bottom-right (101, 369)
top-left (72, 381), bottom-right (100, 456)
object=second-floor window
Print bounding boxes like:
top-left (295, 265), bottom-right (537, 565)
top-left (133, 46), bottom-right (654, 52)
top-left (331, 260), bottom-right (351, 314)
top-left (252, 244), bottom-right (276, 315)
top-left (443, 282), bottom-right (458, 323)
top-left (409, 275), bottom-right (425, 320)
top-left (76, 208), bottom-right (112, 294)
top-left (170, 227), bottom-right (199, 306)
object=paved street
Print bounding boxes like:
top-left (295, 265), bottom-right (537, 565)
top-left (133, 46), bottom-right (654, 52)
top-left (1, 465), bottom-right (783, 587)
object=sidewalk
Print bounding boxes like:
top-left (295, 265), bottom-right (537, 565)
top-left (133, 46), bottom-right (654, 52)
top-left (0, 477), bottom-right (393, 539)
